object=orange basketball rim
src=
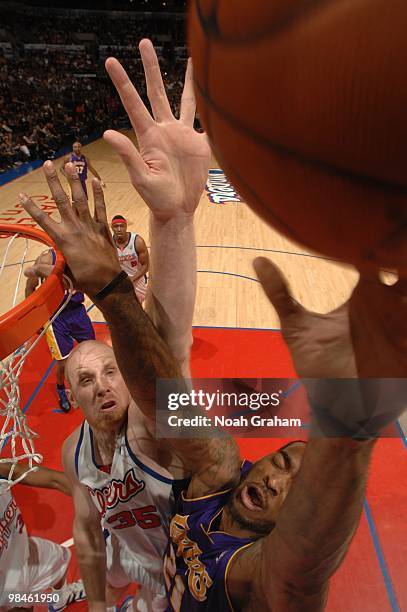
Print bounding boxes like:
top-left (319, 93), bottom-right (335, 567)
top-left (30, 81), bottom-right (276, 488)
top-left (0, 224), bottom-right (65, 360)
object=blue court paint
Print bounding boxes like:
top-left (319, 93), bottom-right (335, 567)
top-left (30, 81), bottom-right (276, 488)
top-left (1, 360), bottom-right (55, 451)
top-left (363, 499), bottom-right (400, 612)
top-left (281, 380), bottom-right (302, 398)
top-left (92, 321), bottom-right (283, 332)
top-left (21, 361), bottom-right (55, 415)
top-left (0, 160), bottom-right (43, 186)
top-left (93, 321), bottom-right (283, 332)
top-left (395, 420), bottom-right (407, 452)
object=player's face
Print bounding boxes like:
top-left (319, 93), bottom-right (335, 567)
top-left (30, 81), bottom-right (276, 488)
top-left (228, 441), bottom-right (306, 536)
top-left (67, 341), bottom-right (131, 431)
top-left (73, 142), bottom-right (81, 155)
top-left (112, 221), bottom-right (127, 240)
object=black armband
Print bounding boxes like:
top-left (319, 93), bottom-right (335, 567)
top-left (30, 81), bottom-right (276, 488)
top-left (94, 270), bottom-right (129, 301)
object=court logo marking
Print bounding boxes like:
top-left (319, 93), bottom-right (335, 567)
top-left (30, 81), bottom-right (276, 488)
top-left (0, 195), bottom-right (58, 228)
top-left (206, 169), bottom-right (242, 204)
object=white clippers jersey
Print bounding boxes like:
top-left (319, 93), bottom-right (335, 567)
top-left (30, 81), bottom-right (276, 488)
top-left (0, 481), bottom-right (29, 598)
top-left (115, 232), bottom-right (147, 300)
top-left (75, 421), bottom-right (187, 595)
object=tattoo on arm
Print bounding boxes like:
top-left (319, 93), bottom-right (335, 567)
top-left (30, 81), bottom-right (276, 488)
top-left (96, 278), bottom-right (240, 490)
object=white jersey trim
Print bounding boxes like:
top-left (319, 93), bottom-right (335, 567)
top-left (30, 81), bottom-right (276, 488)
top-left (75, 421), bottom-right (189, 488)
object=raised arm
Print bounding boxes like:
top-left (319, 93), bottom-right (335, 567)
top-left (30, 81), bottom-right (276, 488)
top-left (20, 162), bottom-right (241, 499)
top-left (104, 40), bottom-right (211, 374)
top-left (234, 259), bottom-right (407, 611)
top-left (250, 437), bottom-right (374, 611)
top-left (62, 431), bottom-right (106, 612)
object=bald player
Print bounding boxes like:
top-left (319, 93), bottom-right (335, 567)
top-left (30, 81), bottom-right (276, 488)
top-left (62, 339), bottom-right (189, 611)
top-left (20, 39), bottom-right (407, 612)
top-left (61, 142), bottom-right (105, 197)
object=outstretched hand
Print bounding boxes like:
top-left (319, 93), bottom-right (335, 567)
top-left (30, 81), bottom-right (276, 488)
top-left (104, 39), bottom-right (211, 219)
top-left (255, 258), bottom-right (407, 435)
top-left (254, 257), bottom-right (407, 378)
top-left (19, 161), bottom-right (121, 297)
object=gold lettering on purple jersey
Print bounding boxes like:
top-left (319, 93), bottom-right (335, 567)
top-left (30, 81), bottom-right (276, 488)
top-left (169, 513), bottom-right (213, 602)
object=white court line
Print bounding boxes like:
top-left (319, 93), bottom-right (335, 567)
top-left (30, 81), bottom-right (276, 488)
top-left (61, 538), bottom-right (74, 547)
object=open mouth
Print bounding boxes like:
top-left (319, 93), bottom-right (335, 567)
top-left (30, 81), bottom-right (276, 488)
top-left (240, 484), bottom-right (265, 511)
top-left (100, 400), bottom-right (115, 411)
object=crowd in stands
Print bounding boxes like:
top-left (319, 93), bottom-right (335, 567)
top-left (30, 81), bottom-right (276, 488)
top-left (0, 7), bottom-right (186, 173)
top-left (1, 7), bottom-right (185, 46)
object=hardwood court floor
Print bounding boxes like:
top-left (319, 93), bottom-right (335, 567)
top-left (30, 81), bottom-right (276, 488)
top-left (0, 131), bottom-right (358, 327)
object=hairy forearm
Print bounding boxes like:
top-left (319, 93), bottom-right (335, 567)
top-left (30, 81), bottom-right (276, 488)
top-left (1, 463), bottom-right (69, 493)
top-left (94, 272), bottom-right (240, 489)
top-left (73, 522), bottom-right (106, 607)
top-left (25, 467), bottom-right (68, 493)
top-left (145, 212), bottom-right (196, 375)
top-left (265, 437), bottom-right (375, 594)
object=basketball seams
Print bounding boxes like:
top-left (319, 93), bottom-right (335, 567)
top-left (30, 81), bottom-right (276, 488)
top-left (193, 0), bottom-right (214, 141)
top-left (205, 0), bottom-right (215, 142)
top-left (190, 0), bottom-right (407, 270)
top-left (193, 75), bottom-right (407, 196)
top-left (374, 219), bottom-right (407, 259)
top-left (196, 0), bottom-right (336, 46)
top-left (196, 0), bottom-right (220, 38)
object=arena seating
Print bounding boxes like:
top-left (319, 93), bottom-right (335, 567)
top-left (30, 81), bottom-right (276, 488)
top-left (0, 4), bottom-right (187, 172)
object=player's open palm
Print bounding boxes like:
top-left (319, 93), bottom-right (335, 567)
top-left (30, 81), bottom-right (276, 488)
top-left (254, 257), bottom-right (407, 379)
top-left (104, 39), bottom-right (211, 219)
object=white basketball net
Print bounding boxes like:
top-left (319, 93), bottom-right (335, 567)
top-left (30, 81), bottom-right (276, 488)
top-left (0, 232), bottom-right (71, 489)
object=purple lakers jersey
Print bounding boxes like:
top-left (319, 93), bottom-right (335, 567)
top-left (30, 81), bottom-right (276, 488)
top-left (50, 250), bottom-right (84, 307)
top-left (164, 461), bottom-right (255, 612)
top-left (70, 153), bottom-right (88, 182)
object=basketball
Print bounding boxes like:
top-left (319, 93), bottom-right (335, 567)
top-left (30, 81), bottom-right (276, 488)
top-left (188, 0), bottom-right (407, 272)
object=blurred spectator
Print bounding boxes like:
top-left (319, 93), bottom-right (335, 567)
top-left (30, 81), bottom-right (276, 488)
top-left (0, 5), bottom-right (187, 172)
top-left (17, 137), bottom-right (31, 161)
